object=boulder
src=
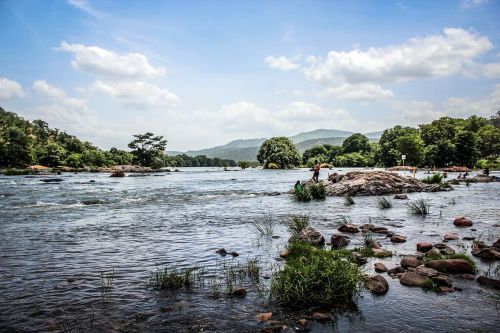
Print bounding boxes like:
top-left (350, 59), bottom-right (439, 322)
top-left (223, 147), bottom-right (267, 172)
top-left (400, 271), bottom-right (429, 287)
top-left (374, 262), bottom-right (388, 273)
top-left (472, 247), bottom-right (500, 260)
top-left (338, 224), bottom-right (359, 233)
top-left (391, 235), bottom-right (407, 243)
top-left (232, 288), bottom-right (246, 297)
top-left (426, 247), bottom-right (441, 257)
top-left (401, 256), bottom-right (422, 269)
top-left (433, 243), bottom-right (448, 249)
top-left (425, 259), bottom-right (475, 274)
top-left (297, 226), bottom-right (325, 246)
top-left (394, 194), bottom-right (408, 200)
top-left (388, 266), bottom-right (405, 276)
top-left (477, 276), bottom-right (500, 290)
top-left (415, 265), bottom-right (438, 277)
top-left (364, 275), bottom-right (389, 295)
top-left (371, 226), bottom-right (388, 232)
top-left (439, 246), bottom-right (456, 256)
top-left (373, 248), bottom-right (392, 258)
top-left (331, 234), bottom-right (349, 248)
top-left (279, 250), bottom-right (289, 258)
top-left (444, 233), bottom-right (459, 241)
top-left (416, 242), bottom-right (433, 252)
top-left (432, 275), bottom-right (452, 287)
top-left (453, 217), bottom-right (473, 227)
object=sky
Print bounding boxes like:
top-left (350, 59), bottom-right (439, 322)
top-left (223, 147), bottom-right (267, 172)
top-left (0, 0), bottom-right (500, 151)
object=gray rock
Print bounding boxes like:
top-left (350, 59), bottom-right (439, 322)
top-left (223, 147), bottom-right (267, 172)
top-left (364, 275), bottom-right (389, 294)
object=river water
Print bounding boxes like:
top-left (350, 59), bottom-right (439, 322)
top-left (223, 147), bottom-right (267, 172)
top-left (0, 168), bottom-right (499, 332)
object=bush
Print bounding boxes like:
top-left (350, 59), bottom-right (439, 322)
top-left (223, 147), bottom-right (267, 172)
top-left (309, 182), bottom-right (326, 200)
top-left (2, 168), bottom-right (32, 175)
top-left (270, 243), bottom-right (362, 307)
top-left (422, 173), bottom-right (443, 184)
top-left (293, 185), bottom-right (312, 201)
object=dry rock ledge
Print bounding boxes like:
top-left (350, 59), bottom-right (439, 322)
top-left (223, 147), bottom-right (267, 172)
top-left (318, 171), bottom-right (444, 196)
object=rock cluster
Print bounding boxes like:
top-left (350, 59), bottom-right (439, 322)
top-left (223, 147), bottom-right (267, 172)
top-left (323, 171), bottom-right (443, 196)
top-left (472, 238), bottom-right (500, 260)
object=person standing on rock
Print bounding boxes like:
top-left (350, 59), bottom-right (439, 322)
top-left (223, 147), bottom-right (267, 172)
top-left (312, 160), bottom-right (320, 182)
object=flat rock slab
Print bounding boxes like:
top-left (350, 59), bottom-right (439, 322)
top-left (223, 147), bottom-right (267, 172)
top-left (415, 265), bottom-right (439, 277)
top-left (425, 259), bottom-right (475, 274)
top-left (400, 271), bottom-right (429, 287)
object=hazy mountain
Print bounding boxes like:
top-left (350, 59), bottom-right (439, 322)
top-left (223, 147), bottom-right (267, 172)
top-left (168, 129), bottom-right (381, 161)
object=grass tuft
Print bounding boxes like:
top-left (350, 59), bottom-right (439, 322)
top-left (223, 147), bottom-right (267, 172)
top-left (406, 198), bottom-right (430, 215)
top-left (421, 278), bottom-right (441, 292)
top-left (344, 195), bottom-right (355, 206)
top-left (281, 214), bottom-right (310, 239)
top-left (309, 182), bottom-right (326, 200)
top-left (377, 197), bottom-right (392, 209)
top-left (422, 173), bottom-right (444, 184)
top-left (251, 213), bottom-right (275, 237)
top-left (147, 266), bottom-right (205, 290)
top-left (293, 186), bottom-right (312, 202)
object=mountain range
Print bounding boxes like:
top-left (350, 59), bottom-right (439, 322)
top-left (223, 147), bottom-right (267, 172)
top-left (167, 129), bottom-right (383, 161)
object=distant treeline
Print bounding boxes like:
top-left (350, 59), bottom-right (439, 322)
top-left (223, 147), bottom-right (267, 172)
top-left (166, 154), bottom-right (237, 167)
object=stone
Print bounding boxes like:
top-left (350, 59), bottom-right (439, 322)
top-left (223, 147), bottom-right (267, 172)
top-left (365, 240), bottom-right (382, 249)
top-left (472, 240), bottom-right (487, 250)
top-left (364, 275), bottom-right (389, 294)
top-left (388, 266), bottom-right (405, 275)
top-left (394, 194), bottom-right (408, 199)
top-left (391, 235), bottom-right (407, 243)
top-left (472, 247), bottom-right (500, 260)
top-left (352, 252), bottom-right (367, 264)
top-left (444, 233), bottom-right (459, 241)
top-left (331, 234), bottom-right (350, 248)
top-left (232, 288), bottom-right (246, 297)
top-left (374, 262), bottom-right (388, 273)
top-left (216, 248), bottom-right (228, 256)
top-left (255, 312), bottom-right (273, 322)
top-left (297, 226), bottom-right (325, 246)
top-left (373, 248), bottom-right (392, 258)
top-left (462, 236), bottom-right (475, 241)
top-left (439, 246), bottom-right (456, 256)
top-left (279, 250), bottom-right (289, 258)
top-left (417, 242), bottom-right (433, 252)
top-left (309, 312), bottom-right (331, 322)
top-left (462, 274), bottom-right (476, 280)
top-left (360, 224), bottom-right (375, 231)
top-left (433, 243), bottom-right (448, 249)
top-left (477, 276), bottom-right (500, 290)
top-left (81, 199), bottom-right (104, 205)
top-left (493, 238), bottom-right (500, 249)
top-left (439, 286), bottom-right (455, 293)
top-left (338, 224), bottom-right (360, 233)
top-left (453, 216), bottom-right (473, 227)
top-left (415, 265), bottom-right (439, 277)
top-left (425, 259), bottom-right (475, 274)
top-left (401, 256), bottom-right (422, 269)
top-left (426, 248), bottom-right (441, 257)
top-left (110, 170), bottom-right (125, 177)
top-left (400, 271), bottom-right (429, 287)
top-left (432, 275), bottom-right (453, 287)
top-left (371, 226), bottom-right (388, 232)
top-left (230, 251), bottom-right (239, 257)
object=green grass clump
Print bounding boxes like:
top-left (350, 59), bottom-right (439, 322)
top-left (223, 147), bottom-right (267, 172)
top-left (293, 186), bottom-right (312, 202)
top-left (422, 173), bottom-right (444, 184)
top-left (423, 253), bottom-right (443, 263)
top-left (251, 213), bottom-right (275, 237)
top-left (445, 253), bottom-right (476, 269)
top-left (309, 182), bottom-right (326, 200)
top-left (281, 214), bottom-right (310, 239)
top-left (147, 266), bottom-right (204, 290)
top-left (421, 278), bottom-right (441, 292)
top-left (2, 168), bottom-right (33, 175)
top-left (377, 197), bottom-right (392, 209)
top-left (406, 198), bottom-right (430, 215)
top-left (270, 243), bottom-right (362, 307)
top-left (344, 195), bottom-right (355, 206)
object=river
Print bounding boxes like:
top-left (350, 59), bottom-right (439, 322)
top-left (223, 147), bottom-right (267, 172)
top-left (0, 168), bottom-right (499, 332)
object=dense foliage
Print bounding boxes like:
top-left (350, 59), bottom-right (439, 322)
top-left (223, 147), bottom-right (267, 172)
top-left (257, 137), bottom-right (301, 168)
top-left (165, 154), bottom-right (237, 167)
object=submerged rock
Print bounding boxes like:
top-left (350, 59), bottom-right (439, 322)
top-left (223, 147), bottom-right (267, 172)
top-left (477, 276), bottom-right (500, 290)
top-left (444, 233), bottom-right (459, 241)
top-left (297, 226), bottom-right (325, 246)
top-left (472, 247), bottom-right (500, 260)
top-left (323, 171), bottom-right (443, 196)
top-left (81, 199), bottom-right (104, 205)
top-left (417, 242), bottom-right (433, 252)
top-left (432, 274), bottom-right (453, 287)
top-left (425, 259), bottom-right (475, 274)
top-left (391, 235), bottom-right (407, 243)
top-left (388, 266), bottom-right (405, 276)
top-left (453, 216), bottom-right (473, 227)
top-left (338, 224), bottom-right (359, 233)
top-left (364, 275), bottom-right (389, 294)
top-left (216, 248), bottom-right (228, 256)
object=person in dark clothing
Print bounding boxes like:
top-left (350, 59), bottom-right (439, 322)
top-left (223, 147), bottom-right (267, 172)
top-left (312, 160), bottom-right (320, 183)
top-left (294, 180), bottom-right (302, 194)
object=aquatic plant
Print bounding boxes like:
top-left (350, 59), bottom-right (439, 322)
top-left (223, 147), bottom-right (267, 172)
top-left (281, 214), bottom-right (310, 239)
top-left (421, 278), bottom-right (441, 292)
top-left (377, 197), bottom-right (392, 209)
top-left (270, 242), bottom-right (362, 307)
top-left (293, 185), bottom-right (312, 202)
top-left (422, 173), bottom-right (444, 184)
top-left (148, 265), bottom-right (205, 290)
top-left (309, 182), bottom-right (326, 200)
top-left (406, 198), bottom-right (430, 215)
top-left (344, 195), bottom-right (355, 206)
top-left (100, 269), bottom-right (114, 302)
top-left (251, 213), bottom-right (275, 237)
top-left (446, 253), bottom-right (476, 269)
top-left (60, 306), bottom-right (95, 333)
top-left (335, 215), bottom-right (352, 226)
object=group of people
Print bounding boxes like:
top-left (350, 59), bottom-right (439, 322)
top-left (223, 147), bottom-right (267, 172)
top-left (457, 171), bottom-right (469, 180)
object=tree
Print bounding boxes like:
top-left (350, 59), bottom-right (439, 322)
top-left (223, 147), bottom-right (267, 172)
top-left (105, 147), bottom-right (134, 165)
top-left (342, 133), bottom-right (371, 154)
top-left (463, 115), bottom-right (489, 133)
top-left (257, 137), bottom-right (301, 168)
top-left (65, 153), bottom-right (84, 168)
top-left (334, 152), bottom-right (368, 167)
top-left (0, 126), bottom-right (32, 167)
top-left (238, 161), bottom-right (250, 169)
top-left (302, 145), bottom-right (328, 164)
top-left (128, 132), bottom-right (167, 167)
top-left (489, 111), bottom-right (500, 128)
top-left (82, 149), bottom-right (107, 167)
top-left (476, 125), bottom-right (500, 157)
top-left (419, 117), bottom-right (459, 145)
top-left (454, 130), bottom-right (478, 167)
top-left (396, 135), bottom-right (424, 166)
top-left (378, 126), bottom-right (419, 166)
top-left (37, 141), bottom-right (67, 167)
top-left (423, 140), bottom-right (455, 167)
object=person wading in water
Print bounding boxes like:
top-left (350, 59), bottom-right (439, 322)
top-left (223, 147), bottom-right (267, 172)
top-left (312, 160), bottom-right (320, 183)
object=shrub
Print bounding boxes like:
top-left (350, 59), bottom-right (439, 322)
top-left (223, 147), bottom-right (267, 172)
top-left (2, 168), bottom-right (32, 175)
top-left (281, 214), bottom-right (309, 239)
top-left (406, 198), bottom-right (430, 215)
top-left (422, 173), bottom-right (443, 184)
top-left (293, 185), bottom-right (312, 202)
top-left (377, 197), bottom-right (392, 209)
top-left (270, 243), bottom-right (362, 307)
top-left (309, 182), bottom-right (326, 200)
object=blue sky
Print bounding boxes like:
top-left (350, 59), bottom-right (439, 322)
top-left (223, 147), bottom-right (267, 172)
top-left (1, 0), bottom-right (499, 150)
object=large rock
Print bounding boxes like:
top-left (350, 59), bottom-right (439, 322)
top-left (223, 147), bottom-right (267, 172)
top-left (415, 265), bottom-right (438, 277)
top-left (472, 247), bottom-right (500, 260)
top-left (432, 275), bottom-right (452, 287)
top-left (477, 276), bottom-right (500, 290)
top-left (331, 234), bottom-right (349, 248)
top-left (444, 233), bottom-right (458, 241)
top-left (425, 259), bottom-right (475, 274)
top-left (297, 226), bottom-right (325, 246)
top-left (401, 256), bottom-right (422, 269)
top-left (391, 235), bottom-right (407, 243)
top-left (400, 271), bottom-right (429, 287)
top-left (324, 171), bottom-right (443, 196)
top-left (417, 242), bottom-right (433, 252)
top-left (439, 245), bottom-right (456, 256)
top-left (388, 266), bottom-right (405, 276)
top-left (453, 217), bottom-right (473, 227)
top-left (373, 248), bottom-right (392, 258)
top-left (364, 275), bottom-right (389, 294)
top-left (338, 224), bottom-right (359, 233)
top-left (374, 262), bottom-right (388, 273)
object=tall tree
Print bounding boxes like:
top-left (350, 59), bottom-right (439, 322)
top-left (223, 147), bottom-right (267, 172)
top-left (476, 125), bottom-right (500, 157)
top-left (378, 126), bottom-right (419, 166)
top-left (257, 137), bottom-right (301, 168)
top-left (454, 130), bottom-right (478, 167)
top-left (128, 132), bottom-right (167, 167)
top-left (396, 135), bottom-right (424, 166)
top-left (342, 133), bottom-right (371, 154)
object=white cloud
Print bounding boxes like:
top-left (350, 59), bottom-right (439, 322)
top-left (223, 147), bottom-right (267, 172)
top-left (460, 0), bottom-right (489, 8)
top-left (321, 83), bottom-right (394, 100)
top-left (91, 80), bottom-right (180, 109)
top-left (66, 0), bottom-right (102, 18)
top-left (32, 80), bottom-right (87, 109)
top-left (466, 62), bottom-right (500, 78)
top-left (302, 28), bottom-right (492, 85)
top-left (56, 41), bottom-right (166, 79)
top-left (0, 77), bottom-right (25, 99)
top-left (265, 56), bottom-right (300, 71)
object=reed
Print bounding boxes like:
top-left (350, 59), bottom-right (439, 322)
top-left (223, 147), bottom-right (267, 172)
top-left (377, 197), bottom-right (392, 209)
top-left (406, 198), bottom-right (430, 215)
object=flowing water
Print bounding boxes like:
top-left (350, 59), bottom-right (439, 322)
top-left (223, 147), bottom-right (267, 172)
top-left (0, 168), bottom-right (499, 333)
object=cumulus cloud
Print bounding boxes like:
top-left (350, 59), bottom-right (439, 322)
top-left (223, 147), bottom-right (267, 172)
top-left (0, 77), bottom-right (25, 99)
top-left (321, 83), bottom-right (394, 100)
top-left (460, 0), bottom-right (489, 8)
top-left (66, 0), bottom-right (102, 18)
top-left (32, 80), bottom-right (87, 109)
top-left (91, 80), bottom-right (180, 109)
top-left (265, 56), bottom-right (300, 71)
top-left (56, 41), bottom-right (166, 79)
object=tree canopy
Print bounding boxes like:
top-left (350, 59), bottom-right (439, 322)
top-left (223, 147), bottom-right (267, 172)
top-left (257, 137), bottom-right (301, 169)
